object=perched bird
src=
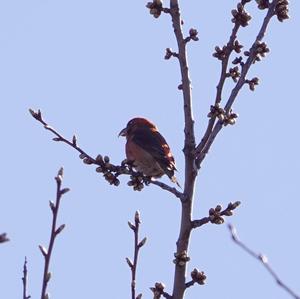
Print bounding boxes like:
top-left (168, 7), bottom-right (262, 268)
top-left (119, 117), bottom-right (179, 185)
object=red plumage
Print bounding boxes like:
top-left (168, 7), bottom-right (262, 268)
top-left (119, 117), bottom-right (179, 185)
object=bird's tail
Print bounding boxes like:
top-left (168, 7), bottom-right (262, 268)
top-left (171, 175), bottom-right (181, 189)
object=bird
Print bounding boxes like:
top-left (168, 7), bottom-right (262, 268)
top-left (119, 117), bottom-right (179, 186)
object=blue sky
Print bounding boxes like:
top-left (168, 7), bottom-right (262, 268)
top-left (1, 1), bottom-right (299, 298)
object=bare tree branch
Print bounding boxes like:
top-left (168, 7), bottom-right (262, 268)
top-left (162, 292), bottom-right (172, 299)
top-left (126, 211), bottom-right (147, 299)
top-left (228, 223), bottom-right (300, 299)
top-left (22, 257), bottom-right (31, 299)
top-left (195, 0), bottom-right (281, 168)
top-left (29, 1), bottom-right (290, 299)
top-left (166, 1), bottom-right (198, 298)
top-left (29, 109), bottom-right (184, 201)
top-left (184, 280), bottom-right (195, 289)
top-left (40, 168), bottom-right (69, 299)
top-left (151, 180), bottom-right (185, 200)
top-left (144, 1), bottom-right (289, 298)
top-left (195, 21), bottom-right (240, 159)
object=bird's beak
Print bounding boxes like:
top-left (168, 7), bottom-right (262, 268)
top-left (118, 128), bottom-right (127, 137)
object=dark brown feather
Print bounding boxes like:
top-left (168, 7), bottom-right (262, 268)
top-left (120, 117), bottom-right (179, 185)
top-left (130, 126), bottom-right (176, 180)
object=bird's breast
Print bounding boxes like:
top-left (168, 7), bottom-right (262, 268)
top-left (126, 140), bottom-right (164, 178)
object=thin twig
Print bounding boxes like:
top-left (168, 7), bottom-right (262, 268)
top-left (151, 180), bottom-right (185, 201)
top-left (185, 280), bottom-right (195, 289)
top-left (162, 291), bottom-right (172, 299)
top-left (22, 257), bottom-right (31, 299)
top-left (194, 116), bottom-right (216, 166)
top-left (192, 201), bottom-right (241, 229)
top-left (224, 1), bottom-right (277, 113)
top-left (40, 168), bottom-right (69, 299)
top-left (29, 109), bottom-right (183, 200)
top-left (216, 23), bottom-right (240, 106)
top-left (126, 211), bottom-right (146, 299)
top-left (228, 223), bottom-right (300, 299)
top-left (195, 22), bottom-right (240, 160)
top-left (195, 0), bottom-right (279, 168)
top-left (0, 232), bottom-right (9, 243)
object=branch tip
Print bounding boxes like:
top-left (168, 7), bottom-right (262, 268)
top-left (126, 257), bottom-right (134, 269)
top-left (40, 169), bottom-right (68, 298)
top-left (0, 233), bottom-right (9, 243)
top-left (146, 0), bottom-right (164, 18)
top-left (138, 237), bottom-right (147, 248)
top-left (228, 224), bottom-right (300, 299)
top-left (127, 211), bottom-right (147, 299)
top-left (39, 245), bottom-right (48, 258)
top-left (22, 256), bottom-right (31, 299)
top-left (55, 224), bottom-right (66, 235)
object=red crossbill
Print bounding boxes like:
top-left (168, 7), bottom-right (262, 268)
top-left (119, 118), bottom-right (179, 185)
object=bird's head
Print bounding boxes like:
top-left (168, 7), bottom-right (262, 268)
top-left (118, 117), bottom-right (157, 138)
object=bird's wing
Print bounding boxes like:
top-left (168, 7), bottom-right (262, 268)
top-left (131, 127), bottom-right (176, 172)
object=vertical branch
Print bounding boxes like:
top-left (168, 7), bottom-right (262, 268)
top-left (195, 23), bottom-right (240, 157)
top-left (39, 168), bottom-right (69, 299)
top-left (22, 257), bottom-right (31, 299)
top-left (170, 0), bottom-right (196, 173)
top-left (126, 211), bottom-right (147, 299)
top-left (169, 1), bottom-right (197, 298)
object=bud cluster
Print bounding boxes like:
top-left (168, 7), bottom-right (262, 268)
top-left (84, 154), bottom-right (120, 186)
top-left (146, 0), bottom-right (163, 18)
top-left (127, 174), bottom-right (145, 191)
top-left (150, 282), bottom-right (165, 299)
top-left (275, 0), bottom-right (289, 22)
top-left (245, 41), bottom-right (270, 63)
top-left (164, 48), bottom-right (178, 60)
top-left (213, 45), bottom-right (227, 61)
top-left (80, 152), bottom-right (150, 190)
top-left (209, 205), bottom-right (225, 224)
top-left (232, 56), bottom-right (243, 65)
top-left (231, 3), bottom-right (252, 27)
top-left (207, 104), bottom-right (238, 126)
top-left (213, 40), bottom-right (243, 63)
top-left (209, 201), bottom-right (241, 224)
top-left (29, 108), bottom-right (42, 121)
top-left (256, 0), bottom-right (269, 10)
top-left (227, 66), bottom-right (240, 82)
top-left (184, 28), bottom-right (199, 43)
top-left (207, 103), bottom-right (226, 120)
top-left (245, 77), bottom-right (259, 91)
top-left (223, 111), bottom-right (239, 126)
top-left (233, 40), bottom-right (243, 53)
top-left (191, 268), bottom-right (207, 285)
top-left (173, 250), bottom-right (190, 267)
top-left (226, 201), bottom-right (241, 211)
